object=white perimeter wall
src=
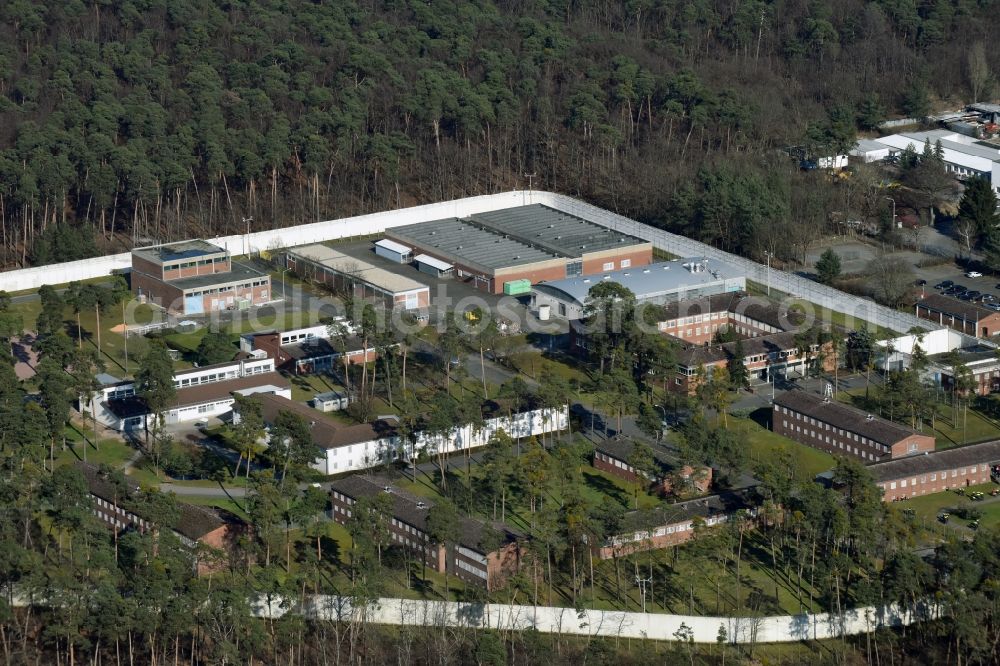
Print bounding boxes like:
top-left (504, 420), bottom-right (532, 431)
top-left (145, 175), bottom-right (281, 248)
top-left (1, 189), bottom-right (943, 333)
top-left (0, 191), bottom-right (534, 292)
top-left (251, 595), bottom-right (937, 645)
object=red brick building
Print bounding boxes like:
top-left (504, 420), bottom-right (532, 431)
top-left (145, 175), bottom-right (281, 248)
top-left (672, 332), bottom-right (835, 396)
top-left (772, 391), bottom-right (935, 463)
top-left (914, 293), bottom-right (1000, 338)
top-left (597, 491), bottom-right (753, 559)
top-left (76, 462), bottom-right (248, 575)
top-left (870, 441), bottom-right (1000, 501)
top-left (657, 293), bottom-right (805, 344)
top-left (592, 437), bottom-right (712, 497)
top-left (240, 323), bottom-right (379, 374)
top-left (329, 476), bottom-right (523, 590)
top-left (927, 348), bottom-right (1000, 396)
top-left (132, 239), bottom-right (271, 314)
top-left (385, 204), bottom-right (652, 294)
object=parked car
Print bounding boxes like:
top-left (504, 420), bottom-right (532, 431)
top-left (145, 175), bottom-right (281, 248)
top-left (960, 290), bottom-right (982, 301)
top-left (967, 271), bottom-right (983, 278)
top-left (915, 279), bottom-right (927, 287)
top-left (934, 280), bottom-right (954, 289)
top-left (799, 159), bottom-right (818, 171)
top-left (980, 293), bottom-right (996, 302)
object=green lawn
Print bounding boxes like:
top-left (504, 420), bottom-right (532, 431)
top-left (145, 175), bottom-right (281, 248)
top-left (746, 281), bottom-right (896, 336)
top-left (902, 483), bottom-right (1000, 530)
top-left (53, 427), bottom-right (137, 469)
top-left (838, 389), bottom-right (1000, 450)
top-left (728, 413), bottom-right (836, 482)
top-left (176, 494), bottom-right (249, 520)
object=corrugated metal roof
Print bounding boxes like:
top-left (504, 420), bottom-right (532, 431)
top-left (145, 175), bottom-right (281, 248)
top-left (533, 258), bottom-right (744, 305)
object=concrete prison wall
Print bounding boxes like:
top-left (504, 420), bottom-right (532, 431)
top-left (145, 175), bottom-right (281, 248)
top-left (0, 189), bottom-right (940, 334)
top-left (251, 595), bottom-right (937, 645)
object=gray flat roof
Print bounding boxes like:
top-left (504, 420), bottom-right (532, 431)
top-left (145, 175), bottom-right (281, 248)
top-left (533, 258), bottom-right (744, 305)
top-left (470, 204), bottom-right (647, 256)
top-left (289, 244), bottom-right (428, 294)
top-left (133, 239), bottom-right (226, 265)
top-left (389, 218), bottom-right (558, 270)
top-left (169, 261), bottom-right (268, 292)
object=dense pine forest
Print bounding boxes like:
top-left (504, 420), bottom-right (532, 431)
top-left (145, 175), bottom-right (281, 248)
top-left (0, 0), bottom-right (997, 267)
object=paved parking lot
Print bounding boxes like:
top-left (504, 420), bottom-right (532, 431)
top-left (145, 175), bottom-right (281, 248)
top-left (919, 270), bottom-right (1000, 310)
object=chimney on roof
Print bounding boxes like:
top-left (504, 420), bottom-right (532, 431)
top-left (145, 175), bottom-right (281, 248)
top-left (383, 485), bottom-right (392, 493)
top-left (416, 501), bottom-right (426, 509)
top-left (866, 414), bottom-right (874, 421)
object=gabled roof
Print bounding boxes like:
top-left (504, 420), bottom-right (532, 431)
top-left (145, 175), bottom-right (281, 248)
top-left (676, 331), bottom-right (805, 367)
top-left (774, 391), bottom-right (927, 448)
top-left (867, 441), bottom-right (1000, 482)
top-left (74, 462), bottom-right (244, 541)
top-left (328, 475), bottom-right (520, 554)
top-left (255, 393), bottom-right (397, 450)
top-left (915, 293), bottom-right (996, 321)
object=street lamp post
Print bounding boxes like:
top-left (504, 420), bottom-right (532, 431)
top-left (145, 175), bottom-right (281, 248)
top-left (280, 267), bottom-right (291, 303)
top-left (242, 216), bottom-right (254, 256)
top-left (635, 575), bottom-right (652, 613)
top-left (883, 196), bottom-right (897, 229)
top-left (763, 250), bottom-right (773, 297)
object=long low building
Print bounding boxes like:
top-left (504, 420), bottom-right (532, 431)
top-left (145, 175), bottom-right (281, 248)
top-left (914, 293), bottom-right (1000, 339)
top-left (239, 322), bottom-right (379, 375)
top-left (852, 128), bottom-right (1000, 193)
top-left (77, 462), bottom-right (248, 575)
top-left (384, 204), bottom-right (652, 294)
top-left (599, 491), bottom-right (754, 559)
top-left (534, 257), bottom-right (745, 320)
top-left (869, 441), bottom-right (1000, 501)
top-left (287, 244), bottom-right (429, 310)
top-left (592, 436), bottom-right (712, 497)
top-left (253, 393), bottom-right (400, 475)
top-left (237, 392), bottom-right (569, 475)
top-left (82, 356), bottom-right (291, 431)
top-left (773, 391), bottom-right (935, 463)
top-left (329, 476), bottom-right (523, 590)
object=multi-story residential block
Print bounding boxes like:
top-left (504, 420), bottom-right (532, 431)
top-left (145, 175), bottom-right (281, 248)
top-left (672, 332), bottom-right (834, 395)
top-left (77, 462), bottom-right (248, 575)
top-left (592, 436), bottom-right (712, 497)
top-left (598, 491), bottom-right (754, 559)
top-left (870, 441), bottom-right (1000, 501)
top-left (131, 240), bottom-right (271, 314)
top-left (772, 391), bottom-right (935, 463)
top-left (328, 476), bottom-right (523, 590)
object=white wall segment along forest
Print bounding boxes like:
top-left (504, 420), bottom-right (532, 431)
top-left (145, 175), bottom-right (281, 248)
top-left (0, 189), bottom-right (940, 334)
top-left (250, 595), bottom-right (938, 644)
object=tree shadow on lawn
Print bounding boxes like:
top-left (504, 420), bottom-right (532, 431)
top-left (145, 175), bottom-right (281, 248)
top-left (581, 469), bottom-right (630, 508)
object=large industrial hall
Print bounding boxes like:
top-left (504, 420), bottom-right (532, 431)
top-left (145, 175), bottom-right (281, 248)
top-left (382, 204), bottom-right (652, 293)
